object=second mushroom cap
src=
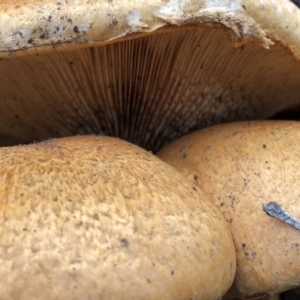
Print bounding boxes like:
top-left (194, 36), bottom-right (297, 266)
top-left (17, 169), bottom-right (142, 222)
top-left (157, 120), bottom-right (300, 298)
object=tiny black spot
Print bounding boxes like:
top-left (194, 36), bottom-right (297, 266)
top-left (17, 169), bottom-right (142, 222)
top-left (220, 202), bottom-right (224, 207)
top-left (40, 33), bottom-right (46, 39)
top-left (262, 144), bottom-right (267, 148)
top-left (242, 243), bottom-right (246, 248)
top-left (73, 26), bottom-right (80, 33)
top-left (242, 4), bottom-right (246, 9)
top-left (120, 238), bottom-right (129, 247)
top-left (170, 270), bottom-right (174, 275)
top-left (193, 174), bottom-right (198, 180)
top-left (27, 38), bottom-right (33, 44)
top-left (112, 19), bottom-right (118, 25)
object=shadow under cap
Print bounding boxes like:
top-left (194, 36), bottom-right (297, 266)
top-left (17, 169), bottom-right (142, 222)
top-left (0, 0), bottom-right (300, 151)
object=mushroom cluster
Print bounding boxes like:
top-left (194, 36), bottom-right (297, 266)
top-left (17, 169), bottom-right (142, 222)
top-left (0, 0), bottom-right (300, 299)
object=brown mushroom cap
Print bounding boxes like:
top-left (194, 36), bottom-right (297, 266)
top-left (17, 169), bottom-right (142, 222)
top-left (0, 1), bottom-right (300, 150)
top-left (0, 135), bottom-right (236, 300)
top-left (157, 120), bottom-right (300, 298)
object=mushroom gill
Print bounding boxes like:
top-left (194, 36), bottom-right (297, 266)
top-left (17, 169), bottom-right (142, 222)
top-left (0, 0), bottom-right (300, 151)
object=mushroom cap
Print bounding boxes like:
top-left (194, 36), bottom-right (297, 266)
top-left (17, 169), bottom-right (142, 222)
top-left (0, 135), bottom-right (236, 300)
top-left (1, 0), bottom-right (300, 58)
top-left (0, 1), bottom-right (300, 150)
top-left (157, 120), bottom-right (300, 298)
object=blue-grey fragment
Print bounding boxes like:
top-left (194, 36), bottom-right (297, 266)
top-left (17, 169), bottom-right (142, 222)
top-left (263, 201), bottom-right (300, 230)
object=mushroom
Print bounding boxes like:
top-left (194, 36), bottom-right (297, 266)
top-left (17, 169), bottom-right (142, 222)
top-left (156, 120), bottom-right (300, 298)
top-left (0, 1), bottom-right (300, 151)
top-left (0, 135), bottom-right (236, 299)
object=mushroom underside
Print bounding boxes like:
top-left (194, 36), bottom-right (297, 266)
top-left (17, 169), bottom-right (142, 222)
top-left (0, 25), bottom-right (300, 151)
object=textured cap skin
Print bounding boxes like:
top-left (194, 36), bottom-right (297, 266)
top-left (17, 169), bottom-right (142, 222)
top-left (0, 135), bottom-right (236, 300)
top-left (157, 121), bottom-right (300, 298)
top-left (0, 0), bottom-right (300, 59)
